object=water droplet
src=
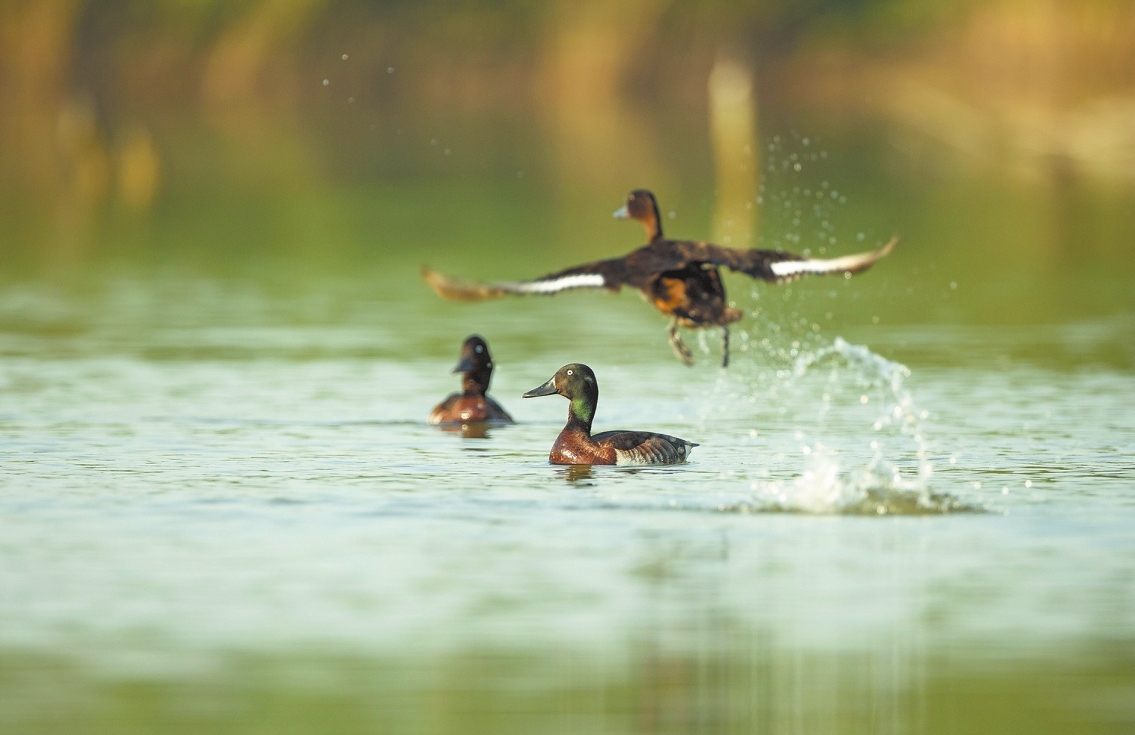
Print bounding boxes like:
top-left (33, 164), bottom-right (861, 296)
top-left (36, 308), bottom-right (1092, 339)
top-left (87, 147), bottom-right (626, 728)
top-left (1024, 480), bottom-right (1032, 488)
top-left (860, 395), bottom-right (869, 404)
top-left (950, 281), bottom-right (958, 290)
top-left (341, 54), bottom-right (349, 61)
top-left (322, 79), bottom-right (329, 86)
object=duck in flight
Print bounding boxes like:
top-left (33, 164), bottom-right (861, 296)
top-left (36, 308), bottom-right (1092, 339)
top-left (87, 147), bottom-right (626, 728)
top-left (423, 189), bottom-right (897, 367)
top-left (523, 363), bottom-right (696, 466)
top-left (428, 335), bottom-right (514, 425)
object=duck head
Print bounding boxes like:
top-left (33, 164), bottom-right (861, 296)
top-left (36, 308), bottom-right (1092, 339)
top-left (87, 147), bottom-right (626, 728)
top-left (613, 189), bottom-right (663, 243)
top-left (523, 362), bottom-right (599, 432)
top-left (453, 334), bottom-right (494, 395)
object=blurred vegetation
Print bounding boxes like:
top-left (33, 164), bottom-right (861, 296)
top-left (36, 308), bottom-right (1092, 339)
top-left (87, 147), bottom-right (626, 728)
top-left (1, 0), bottom-right (1133, 283)
top-left (3, 641), bottom-right (1134, 735)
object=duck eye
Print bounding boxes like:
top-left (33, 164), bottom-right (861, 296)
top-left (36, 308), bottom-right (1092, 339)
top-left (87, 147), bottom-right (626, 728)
top-left (566, 369), bottom-right (573, 376)
top-left (475, 345), bottom-right (483, 353)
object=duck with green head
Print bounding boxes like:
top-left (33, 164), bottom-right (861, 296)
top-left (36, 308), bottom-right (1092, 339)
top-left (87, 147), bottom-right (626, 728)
top-left (523, 363), bottom-right (696, 465)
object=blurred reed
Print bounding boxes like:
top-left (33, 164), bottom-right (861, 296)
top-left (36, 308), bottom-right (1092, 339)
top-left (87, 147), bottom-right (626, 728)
top-left (708, 56), bottom-right (758, 247)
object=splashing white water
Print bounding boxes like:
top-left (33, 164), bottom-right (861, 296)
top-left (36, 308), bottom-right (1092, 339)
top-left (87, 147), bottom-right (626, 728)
top-left (736, 337), bottom-right (959, 514)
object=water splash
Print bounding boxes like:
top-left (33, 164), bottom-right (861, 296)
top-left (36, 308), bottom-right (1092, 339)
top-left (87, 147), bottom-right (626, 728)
top-left (796, 336), bottom-right (932, 485)
top-left (744, 447), bottom-right (967, 515)
top-left (727, 337), bottom-right (968, 515)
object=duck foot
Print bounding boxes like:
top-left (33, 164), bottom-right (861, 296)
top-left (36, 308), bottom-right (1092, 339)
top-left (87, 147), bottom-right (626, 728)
top-left (667, 319), bottom-right (694, 366)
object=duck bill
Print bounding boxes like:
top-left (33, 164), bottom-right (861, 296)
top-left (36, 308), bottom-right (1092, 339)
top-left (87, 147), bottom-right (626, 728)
top-left (612, 204), bottom-right (629, 220)
top-left (451, 356), bottom-right (474, 374)
top-left (522, 377), bottom-right (558, 398)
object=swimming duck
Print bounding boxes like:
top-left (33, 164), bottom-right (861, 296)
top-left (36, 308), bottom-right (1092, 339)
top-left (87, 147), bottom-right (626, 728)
top-left (423, 189), bottom-right (897, 367)
top-left (428, 335), bottom-right (514, 425)
top-left (522, 363), bottom-right (696, 466)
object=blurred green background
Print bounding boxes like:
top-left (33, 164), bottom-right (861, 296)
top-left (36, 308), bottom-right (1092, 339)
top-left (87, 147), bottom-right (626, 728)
top-left (1, 0), bottom-right (1132, 332)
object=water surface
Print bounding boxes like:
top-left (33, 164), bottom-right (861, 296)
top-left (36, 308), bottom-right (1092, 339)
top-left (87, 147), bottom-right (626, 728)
top-left (2, 263), bottom-right (1133, 733)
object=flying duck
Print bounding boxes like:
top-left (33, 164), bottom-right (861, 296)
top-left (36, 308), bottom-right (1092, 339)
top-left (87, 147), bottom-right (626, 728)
top-left (424, 189), bottom-right (897, 366)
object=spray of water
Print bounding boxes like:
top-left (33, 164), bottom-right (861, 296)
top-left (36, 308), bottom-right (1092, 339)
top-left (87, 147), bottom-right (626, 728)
top-left (752, 338), bottom-right (951, 514)
top-left (709, 337), bottom-right (965, 515)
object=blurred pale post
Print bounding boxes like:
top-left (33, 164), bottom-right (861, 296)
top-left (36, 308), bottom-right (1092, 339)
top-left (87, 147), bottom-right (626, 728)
top-left (708, 57), bottom-right (758, 247)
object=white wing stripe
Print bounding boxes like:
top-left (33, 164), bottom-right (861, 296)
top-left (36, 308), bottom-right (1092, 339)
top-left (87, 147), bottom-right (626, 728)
top-left (770, 253), bottom-right (874, 277)
top-left (512, 273), bottom-right (607, 294)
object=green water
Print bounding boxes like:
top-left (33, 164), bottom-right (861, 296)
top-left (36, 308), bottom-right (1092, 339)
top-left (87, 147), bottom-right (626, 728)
top-left (2, 120), bottom-right (1134, 734)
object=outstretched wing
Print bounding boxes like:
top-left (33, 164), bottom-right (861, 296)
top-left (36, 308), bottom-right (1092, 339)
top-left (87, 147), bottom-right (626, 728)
top-left (762, 235), bottom-right (899, 282)
top-left (618, 236), bottom-right (898, 286)
top-left (423, 236), bottom-right (897, 300)
top-left (715, 235), bottom-right (899, 283)
top-left (422, 258), bottom-right (629, 301)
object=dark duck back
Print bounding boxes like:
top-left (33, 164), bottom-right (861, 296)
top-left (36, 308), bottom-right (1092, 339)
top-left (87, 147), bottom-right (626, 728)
top-left (522, 363), bottom-right (696, 466)
top-left (428, 335), bottom-right (514, 425)
top-left (424, 189), bottom-right (897, 366)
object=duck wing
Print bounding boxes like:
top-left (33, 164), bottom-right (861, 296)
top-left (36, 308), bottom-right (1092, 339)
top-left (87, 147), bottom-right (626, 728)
top-left (423, 236), bottom-right (897, 300)
top-left (623, 236), bottom-right (898, 285)
top-left (422, 258), bottom-right (629, 301)
top-left (592, 430), bottom-right (698, 465)
top-left (711, 236), bottom-right (898, 283)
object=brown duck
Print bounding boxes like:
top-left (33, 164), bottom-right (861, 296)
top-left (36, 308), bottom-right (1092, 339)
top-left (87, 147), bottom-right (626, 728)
top-left (523, 363), bottom-right (696, 466)
top-left (428, 335), bottom-right (513, 425)
top-left (424, 189), bottom-right (897, 367)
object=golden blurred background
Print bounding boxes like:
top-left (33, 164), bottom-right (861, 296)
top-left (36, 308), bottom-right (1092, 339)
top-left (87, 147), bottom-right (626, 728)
top-left (1, 0), bottom-right (1133, 278)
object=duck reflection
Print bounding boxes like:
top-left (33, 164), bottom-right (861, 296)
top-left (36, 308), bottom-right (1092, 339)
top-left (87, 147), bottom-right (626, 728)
top-left (556, 464), bottom-right (596, 484)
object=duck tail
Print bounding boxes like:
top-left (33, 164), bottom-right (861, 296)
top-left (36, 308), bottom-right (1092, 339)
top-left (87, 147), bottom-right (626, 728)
top-left (421, 267), bottom-right (508, 301)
